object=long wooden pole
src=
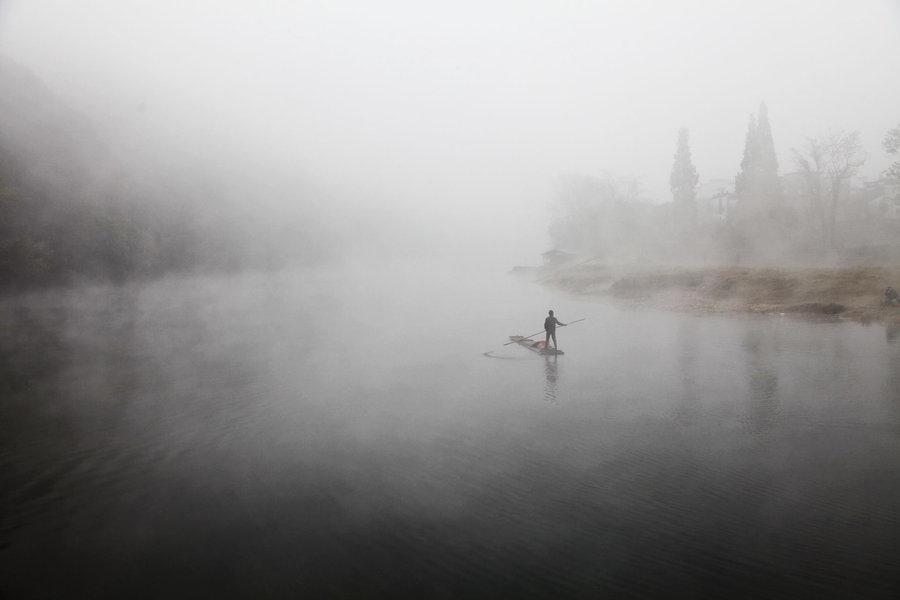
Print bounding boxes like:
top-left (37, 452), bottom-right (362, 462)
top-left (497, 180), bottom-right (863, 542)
top-left (503, 318), bottom-right (586, 345)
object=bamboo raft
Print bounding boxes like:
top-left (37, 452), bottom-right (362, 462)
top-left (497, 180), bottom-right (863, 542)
top-left (508, 336), bottom-right (565, 356)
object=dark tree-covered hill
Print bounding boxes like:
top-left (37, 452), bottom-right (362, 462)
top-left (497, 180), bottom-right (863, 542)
top-left (0, 56), bottom-right (328, 292)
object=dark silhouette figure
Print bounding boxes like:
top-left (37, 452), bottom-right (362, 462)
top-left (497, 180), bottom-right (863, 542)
top-left (544, 310), bottom-right (567, 350)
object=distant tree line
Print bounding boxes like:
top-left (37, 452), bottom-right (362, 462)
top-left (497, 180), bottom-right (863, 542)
top-left (0, 137), bottom-right (336, 292)
top-left (0, 57), bottom-right (335, 293)
top-left (549, 103), bottom-right (899, 266)
top-left (0, 138), bottom-right (239, 291)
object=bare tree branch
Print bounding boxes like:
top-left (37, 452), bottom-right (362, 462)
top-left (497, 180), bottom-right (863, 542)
top-left (792, 130), bottom-right (866, 248)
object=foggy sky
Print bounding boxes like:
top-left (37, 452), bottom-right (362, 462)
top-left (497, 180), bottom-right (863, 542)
top-left (1, 0), bottom-right (899, 264)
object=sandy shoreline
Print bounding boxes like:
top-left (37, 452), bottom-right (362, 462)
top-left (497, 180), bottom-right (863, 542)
top-left (536, 263), bottom-right (900, 325)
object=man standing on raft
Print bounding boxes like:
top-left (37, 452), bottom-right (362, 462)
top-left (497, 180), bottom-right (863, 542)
top-left (544, 310), bottom-right (567, 350)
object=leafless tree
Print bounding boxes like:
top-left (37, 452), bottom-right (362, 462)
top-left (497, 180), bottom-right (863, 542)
top-left (884, 125), bottom-right (900, 181)
top-left (793, 131), bottom-right (866, 247)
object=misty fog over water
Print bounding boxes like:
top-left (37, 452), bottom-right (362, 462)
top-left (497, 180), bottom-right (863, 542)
top-left (3, 1), bottom-right (900, 598)
top-left (2, 261), bottom-right (900, 598)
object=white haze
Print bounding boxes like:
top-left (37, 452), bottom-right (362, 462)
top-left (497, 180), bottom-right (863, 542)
top-left (1, 0), bottom-right (899, 268)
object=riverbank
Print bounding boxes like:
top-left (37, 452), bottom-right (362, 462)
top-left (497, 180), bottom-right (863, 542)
top-left (540, 263), bottom-right (900, 324)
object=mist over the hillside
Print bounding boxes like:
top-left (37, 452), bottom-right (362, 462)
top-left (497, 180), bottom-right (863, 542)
top-left (5, 4), bottom-right (900, 597)
top-left (1, 1), bottom-right (899, 273)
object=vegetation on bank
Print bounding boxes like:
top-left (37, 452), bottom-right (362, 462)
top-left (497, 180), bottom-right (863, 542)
top-left (544, 263), bottom-right (900, 324)
top-left (0, 57), bottom-right (328, 293)
top-left (548, 102), bottom-right (900, 268)
top-left (0, 144), bottom-right (195, 289)
top-left (537, 102), bottom-right (900, 325)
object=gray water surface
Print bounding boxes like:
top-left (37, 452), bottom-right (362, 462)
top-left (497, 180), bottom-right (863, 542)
top-left (2, 261), bottom-right (899, 598)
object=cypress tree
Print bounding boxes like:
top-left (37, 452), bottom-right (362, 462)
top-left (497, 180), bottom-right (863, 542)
top-left (735, 113), bottom-right (757, 198)
top-left (755, 102), bottom-right (781, 203)
top-left (735, 102), bottom-right (781, 213)
top-left (669, 127), bottom-right (699, 228)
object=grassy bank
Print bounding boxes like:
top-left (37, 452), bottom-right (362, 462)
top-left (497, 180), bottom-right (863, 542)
top-left (542, 263), bottom-right (900, 324)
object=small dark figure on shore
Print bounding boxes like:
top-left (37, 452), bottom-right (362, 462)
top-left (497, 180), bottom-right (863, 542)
top-left (886, 286), bottom-right (900, 306)
top-left (544, 310), bottom-right (567, 350)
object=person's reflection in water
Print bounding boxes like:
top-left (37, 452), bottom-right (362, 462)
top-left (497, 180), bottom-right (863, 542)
top-left (544, 355), bottom-right (559, 402)
top-left (741, 329), bottom-right (780, 434)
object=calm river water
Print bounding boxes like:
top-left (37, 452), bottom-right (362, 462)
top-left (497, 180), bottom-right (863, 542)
top-left (2, 260), bottom-right (899, 598)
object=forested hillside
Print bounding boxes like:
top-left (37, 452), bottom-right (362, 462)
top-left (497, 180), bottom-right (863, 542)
top-left (0, 56), bottom-right (326, 292)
